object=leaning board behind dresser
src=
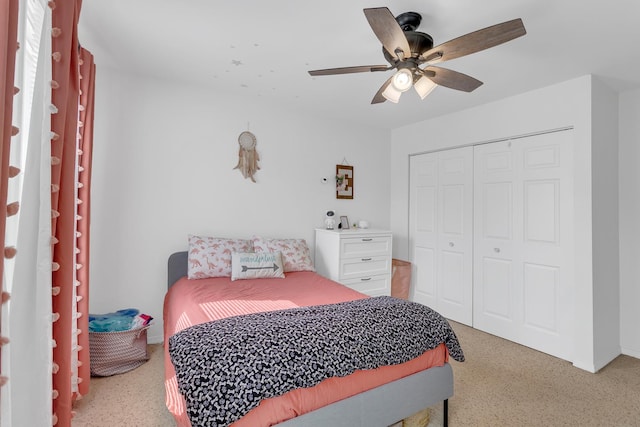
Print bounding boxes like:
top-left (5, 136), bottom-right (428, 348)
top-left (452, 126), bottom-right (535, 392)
top-left (314, 228), bottom-right (392, 296)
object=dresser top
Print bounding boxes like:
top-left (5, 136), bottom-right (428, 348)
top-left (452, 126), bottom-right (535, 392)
top-left (315, 228), bottom-right (391, 236)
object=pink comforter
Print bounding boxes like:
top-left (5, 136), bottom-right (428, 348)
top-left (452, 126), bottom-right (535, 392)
top-left (163, 271), bottom-right (448, 427)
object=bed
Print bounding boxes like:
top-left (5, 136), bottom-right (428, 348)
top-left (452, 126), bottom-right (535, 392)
top-left (164, 249), bottom-right (462, 427)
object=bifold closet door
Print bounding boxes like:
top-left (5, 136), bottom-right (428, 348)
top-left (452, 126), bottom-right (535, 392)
top-left (473, 131), bottom-right (574, 360)
top-left (409, 147), bottom-right (473, 325)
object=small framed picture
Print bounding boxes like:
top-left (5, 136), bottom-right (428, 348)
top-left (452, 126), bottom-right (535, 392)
top-left (336, 164), bottom-right (354, 199)
top-left (340, 216), bottom-right (350, 230)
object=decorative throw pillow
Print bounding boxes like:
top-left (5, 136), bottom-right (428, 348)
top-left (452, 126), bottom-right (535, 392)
top-left (188, 235), bottom-right (254, 279)
top-left (231, 252), bottom-right (285, 281)
top-left (252, 236), bottom-right (315, 272)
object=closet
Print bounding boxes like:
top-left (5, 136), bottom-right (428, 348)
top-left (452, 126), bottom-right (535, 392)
top-left (409, 130), bottom-right (574, 360)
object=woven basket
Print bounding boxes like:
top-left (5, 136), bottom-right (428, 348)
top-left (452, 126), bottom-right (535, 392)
top-left (403, 407), bottom-right (430, 427)
top-left (391, 259), bottom-right (412, 300)
top-left (89, 326), bottom-right (150, 376)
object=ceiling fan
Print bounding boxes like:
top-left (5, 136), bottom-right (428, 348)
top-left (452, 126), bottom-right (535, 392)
top-left (308, 7), bottom-right (526, 104)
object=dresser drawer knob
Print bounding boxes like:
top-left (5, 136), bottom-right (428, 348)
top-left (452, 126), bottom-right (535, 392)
top-left (362, 238), bottom-right (373, 242)
top-left (360, 277), bottom-right (372, 281)
top-left (361, 257), bottom-right (372, 261)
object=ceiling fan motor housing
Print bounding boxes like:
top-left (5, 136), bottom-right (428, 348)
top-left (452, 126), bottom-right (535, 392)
top-left (382, 10), bottom-right (434, 64)
top-left (383, 31), bottom-right (434, 64)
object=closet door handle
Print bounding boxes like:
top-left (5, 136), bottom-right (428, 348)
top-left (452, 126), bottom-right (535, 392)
top-left (361, 258), bottom-right (372, 261)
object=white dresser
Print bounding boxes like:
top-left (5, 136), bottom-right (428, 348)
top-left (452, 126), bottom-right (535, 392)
top-left (314, 228), bottom-right (392, 296)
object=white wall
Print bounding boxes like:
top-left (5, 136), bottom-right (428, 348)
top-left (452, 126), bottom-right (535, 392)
top-left (389, 75), bottom-right (622, 372)
top-left (619, 88), bottom-right (640, 358)
top-left (591, 77), bottom-right (621, 368)
top-left (89, 66), bottom-right (391, 342)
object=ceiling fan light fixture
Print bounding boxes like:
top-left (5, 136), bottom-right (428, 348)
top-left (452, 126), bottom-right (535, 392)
top-left (391, 68), bottom-right (413, 92)
top-left (414, 76), bottom-right (438, 99)
top-left (382, 83), bottom-right (402, 103)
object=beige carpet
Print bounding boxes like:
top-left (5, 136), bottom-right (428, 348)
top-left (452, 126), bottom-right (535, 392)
top-left (72, 322), bottom-right (640, 426)
top-left (73, 344), bottom-right (175, 426)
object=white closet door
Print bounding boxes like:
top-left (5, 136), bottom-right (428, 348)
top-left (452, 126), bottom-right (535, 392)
top-left (436, 148), bottom-right (474, 325)
top-left (410, 153), bottom-right (438, 309)
top-left (473, 131), bottom-right (574, 360)
top-left (473, 140), bottom-right (519, 339)
top-left (410, 147), bottom-right (473, 325)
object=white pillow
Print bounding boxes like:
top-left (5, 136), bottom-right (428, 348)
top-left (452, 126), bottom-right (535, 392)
top-left (252, 236), bottom-right (315, 272)
top-left (188, 235), bottom-right (253, 279)
top-left (231, 252), bottom-right (285, 281)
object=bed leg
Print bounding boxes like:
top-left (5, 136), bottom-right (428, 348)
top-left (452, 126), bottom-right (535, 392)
top-left (443, 399), bottom-right (448, 427)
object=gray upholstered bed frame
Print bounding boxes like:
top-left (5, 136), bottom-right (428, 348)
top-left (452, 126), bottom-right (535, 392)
top-left (167, 251), bottom-right (452, 427)
top-left (167, 251), bottom-right (189, 289)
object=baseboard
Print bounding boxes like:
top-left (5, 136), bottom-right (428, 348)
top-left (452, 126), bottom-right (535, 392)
top-left (574, 347), bottom-right (629, 373)
top-left (593, 348), bottom-right (622, 372)
top-left (572, 360), bottom-right (597, 373)
top-left (621, 347), bottom-right (640, 359)
top-left (148, 333), bottom-right (164, 345)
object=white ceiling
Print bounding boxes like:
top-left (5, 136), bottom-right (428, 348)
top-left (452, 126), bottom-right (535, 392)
top-left (78, 0), bottom-right (640, 130)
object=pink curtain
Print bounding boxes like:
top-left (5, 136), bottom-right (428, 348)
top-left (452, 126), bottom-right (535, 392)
top-left (50, 0), bottom-right (93, 424)
top-left (0, 0), bottom-right (19, 393)
top-left (1, 1), bottom-right (94, 423)
top-left (75, 46), bottom-right (95, 398)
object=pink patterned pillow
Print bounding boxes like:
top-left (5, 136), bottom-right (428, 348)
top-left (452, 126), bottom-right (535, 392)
top-left (252, 236), bottom-right (315, 272)
top-left (188, 235), bottom-right (254, 279)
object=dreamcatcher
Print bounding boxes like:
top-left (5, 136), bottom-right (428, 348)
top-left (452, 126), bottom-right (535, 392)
top-left (233, 130), bottom-right (260, 182)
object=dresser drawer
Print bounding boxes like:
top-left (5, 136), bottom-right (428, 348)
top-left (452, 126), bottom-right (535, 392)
top-left (341, 275), bottom-right (390, 297)
top-left (340, 236), bottom-right (391, 258)
top-left (339, 255), bottom-right (391, 280)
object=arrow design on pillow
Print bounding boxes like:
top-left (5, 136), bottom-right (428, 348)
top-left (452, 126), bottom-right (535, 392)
top-left (242, 264), bottom-right (280, 273)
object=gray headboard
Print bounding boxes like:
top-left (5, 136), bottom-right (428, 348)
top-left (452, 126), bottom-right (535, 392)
top-left (168, 251), bottom-right (188, 289)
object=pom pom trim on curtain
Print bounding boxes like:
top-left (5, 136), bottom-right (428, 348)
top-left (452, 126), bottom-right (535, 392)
top-left (50, 0), bottom-right (95, 425)
top-left (0, 0), bottom-right (20, 395)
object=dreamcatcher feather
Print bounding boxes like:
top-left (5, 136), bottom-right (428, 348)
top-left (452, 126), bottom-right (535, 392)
top-left (233, 131), bottom-right (260, 182)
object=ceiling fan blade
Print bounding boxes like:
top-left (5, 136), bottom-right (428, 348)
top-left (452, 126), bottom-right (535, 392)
top-left (371, 76), bottom-right (393, 104)
top-left (364, 7), bottom-right (411, 60)
top-left (420, 18), bottom-right (526, 64)
top-left (308, 65), bottom-right (389, 76)
top-left (423, 66), bottom-right (483, 92)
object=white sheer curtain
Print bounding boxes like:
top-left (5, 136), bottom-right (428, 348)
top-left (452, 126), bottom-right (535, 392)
top-left (1, 0), bottom-right (53, 426)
